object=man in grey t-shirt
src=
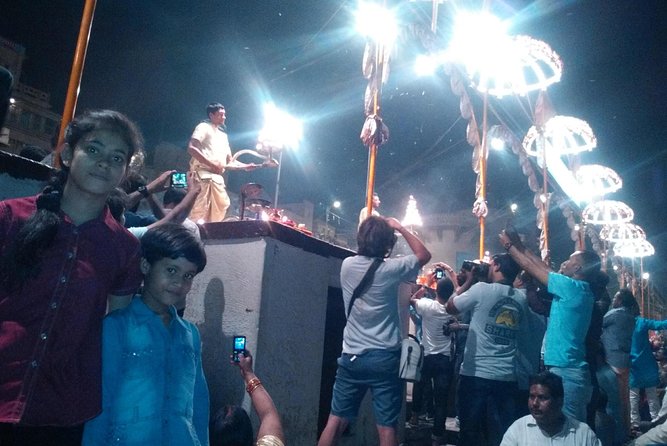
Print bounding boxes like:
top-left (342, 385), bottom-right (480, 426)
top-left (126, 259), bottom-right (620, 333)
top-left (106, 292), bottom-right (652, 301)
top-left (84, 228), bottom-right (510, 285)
top-left (446, 253), bottom-right (528, 446)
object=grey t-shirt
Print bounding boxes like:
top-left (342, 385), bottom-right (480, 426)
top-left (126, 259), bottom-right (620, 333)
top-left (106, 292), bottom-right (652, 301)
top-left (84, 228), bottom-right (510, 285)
top-left (453, 282), bottom-right (528, 382)
top-left (342, 254), bottom-right (420, 355)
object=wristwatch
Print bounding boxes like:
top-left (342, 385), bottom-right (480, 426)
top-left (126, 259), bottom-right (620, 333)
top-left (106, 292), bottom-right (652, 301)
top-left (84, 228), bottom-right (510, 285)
top-left (137, 185), bottom-right (150, 198)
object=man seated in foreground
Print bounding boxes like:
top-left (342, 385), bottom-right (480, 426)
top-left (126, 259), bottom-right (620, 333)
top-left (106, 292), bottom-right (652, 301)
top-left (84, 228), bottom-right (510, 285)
top-left (501, 372), bottom-right (601, 446)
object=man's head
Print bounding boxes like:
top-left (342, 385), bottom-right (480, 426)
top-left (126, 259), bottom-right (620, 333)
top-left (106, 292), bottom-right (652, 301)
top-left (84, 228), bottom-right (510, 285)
top-left (372, 193), bottom-right (381, 209)
top-left (207, 102), bottom-right (226, 127)
top-left (210, 405), bottom-right (253, 446)
top-left (489, 253), bottom-right (520, 284)
top-left (559, 250), bottom-right (601, 282)
top-left (436, 277), bottom-right (454, 302)
top-left (528, 372), bottom-right (564, 426)
top-left (613, 288), bottom-right (639, 315)
top-left (357, 216), bottom-right (397, 258)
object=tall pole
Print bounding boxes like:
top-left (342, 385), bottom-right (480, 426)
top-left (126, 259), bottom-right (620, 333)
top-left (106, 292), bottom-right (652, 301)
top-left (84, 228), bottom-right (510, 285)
top-left (540, 130), bottom-right (550, 260)
top-left (365, 32), bottom-right (386, 216)
top-left (273, 151), bottom-right (284, 211)
top-left (478, 92), bottom-right (489, 260)
top-left (56, 0), bottom-right (97, 167)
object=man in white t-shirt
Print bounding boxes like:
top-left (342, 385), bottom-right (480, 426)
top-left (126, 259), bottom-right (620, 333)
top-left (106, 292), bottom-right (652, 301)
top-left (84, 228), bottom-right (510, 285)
top-left (187, 103), bottom-right (259, 222)
top-left (501, 371), bottom-right (601, 446)
top-left (411, 277), bottom-right (459, 446)
top-left (358, 193), bottom-right (381, 227)
top-left (446, 253), bottom-right (528, 446)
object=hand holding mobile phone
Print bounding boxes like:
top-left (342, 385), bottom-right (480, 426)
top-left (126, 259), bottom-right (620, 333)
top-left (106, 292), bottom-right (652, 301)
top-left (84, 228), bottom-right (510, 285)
top-left (233, 336), bottom-right (247, 362)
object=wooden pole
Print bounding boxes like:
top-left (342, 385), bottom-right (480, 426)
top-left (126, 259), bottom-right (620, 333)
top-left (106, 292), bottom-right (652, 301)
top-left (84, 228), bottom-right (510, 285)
top-left (55, 0), bottom-right (97, 167)
top-left (478, 92), bottom-right (488, 260)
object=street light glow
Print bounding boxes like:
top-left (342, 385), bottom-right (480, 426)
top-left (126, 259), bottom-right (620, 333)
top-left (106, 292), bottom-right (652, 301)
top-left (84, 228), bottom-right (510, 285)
top-left (332, 200), bottom-right (341, 209)
top-left (355, 2), bottom-right (397, 45)
top-left (257, 102), bottom-right (303, 152)
top-left (642, 272), bottom-right (650, 280)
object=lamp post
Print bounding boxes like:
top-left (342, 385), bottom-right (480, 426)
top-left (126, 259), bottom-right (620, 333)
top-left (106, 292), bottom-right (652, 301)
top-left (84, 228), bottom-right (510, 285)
top-left (256, 103), bottom-right (302, 211)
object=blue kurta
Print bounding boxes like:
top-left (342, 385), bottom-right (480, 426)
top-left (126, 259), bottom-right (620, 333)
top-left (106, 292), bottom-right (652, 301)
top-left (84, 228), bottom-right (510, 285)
top-left (83, 297), bottom-right (209, 445)
top-left (630, 317), bottom-right (667, 389)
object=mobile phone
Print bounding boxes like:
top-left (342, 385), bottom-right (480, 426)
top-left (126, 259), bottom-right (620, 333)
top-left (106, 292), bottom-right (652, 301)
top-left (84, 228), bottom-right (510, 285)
top-left (434, 268), bottom-right (445, 279)
top-left (232, 335), bottom-right (247, 362)
top-left (170, 172), bottom-right (187, 188)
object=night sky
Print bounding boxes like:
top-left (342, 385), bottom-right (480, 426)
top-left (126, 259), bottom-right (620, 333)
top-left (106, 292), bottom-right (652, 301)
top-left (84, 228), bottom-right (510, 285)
top-left (2, 1), bottom-right (666, 293)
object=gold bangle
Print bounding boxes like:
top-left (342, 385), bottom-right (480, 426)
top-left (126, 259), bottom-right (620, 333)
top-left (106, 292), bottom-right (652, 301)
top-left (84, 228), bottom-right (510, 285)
top-left (246, 378), bottom-right (263, 395)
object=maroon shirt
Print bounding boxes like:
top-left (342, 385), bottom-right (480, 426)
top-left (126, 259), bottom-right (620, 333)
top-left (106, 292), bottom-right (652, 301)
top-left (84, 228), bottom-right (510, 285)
top-left (0, 195), bottom-right (142, 426)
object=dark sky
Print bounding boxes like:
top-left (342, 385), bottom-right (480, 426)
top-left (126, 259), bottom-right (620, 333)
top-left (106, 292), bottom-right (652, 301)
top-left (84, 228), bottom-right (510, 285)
top-left (2, 0), bottom-right (666, 293)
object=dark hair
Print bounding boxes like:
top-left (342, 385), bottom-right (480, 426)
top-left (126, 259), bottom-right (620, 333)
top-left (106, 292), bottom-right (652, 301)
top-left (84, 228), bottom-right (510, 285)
top-left (210, 405), bottom-right (253, 446)
top-left (207, 102), bottom-right (225, 117)
top-left (357, 216), bottom-right (396, 258)
top-left (492, 253), bottom-right (520, 284)
top-left (163, 187), bottom-right (187, 207)
top-left (529, 371), bottom-right (564, 401)
top-left (107, 188), bottom-right (129, 222)
top-left (141, 223), bottom-right (206, 273)
top-left (19, 144), bottom-right (49, 162)
top-left (574, 250), bottom-right (602, 282)
top-left (1, 110), bottom-right (143, 290)
top-left (615, 288), bottom-right (640, 316)
top-left (436, 277), bottom-right (454, 301)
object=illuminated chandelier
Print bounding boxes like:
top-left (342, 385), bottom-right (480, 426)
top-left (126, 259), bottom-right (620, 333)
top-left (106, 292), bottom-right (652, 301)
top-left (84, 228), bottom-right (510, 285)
top-left (599, 222), bottom-right (646, 243)
top-left (523, 116), bottom-right (597, 157)
top-left (613, 239), bottom-right (655, 258)
top-left (472, 35), bottom-right (563, 98)
top-left (582, 200), bottom-right (634, 225)
top-left (575, 164), bottom-right (623, 199)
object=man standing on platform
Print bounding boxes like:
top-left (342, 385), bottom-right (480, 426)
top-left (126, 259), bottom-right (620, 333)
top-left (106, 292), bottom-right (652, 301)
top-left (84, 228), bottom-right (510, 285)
top-left (358, 193), bottom-right (381, 227)
top-left (188, 102), bottom-right (259, 223)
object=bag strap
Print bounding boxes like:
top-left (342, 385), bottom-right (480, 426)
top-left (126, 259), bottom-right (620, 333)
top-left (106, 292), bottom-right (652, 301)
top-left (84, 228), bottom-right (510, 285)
top-left (346, 258), bottom-right (383, 318)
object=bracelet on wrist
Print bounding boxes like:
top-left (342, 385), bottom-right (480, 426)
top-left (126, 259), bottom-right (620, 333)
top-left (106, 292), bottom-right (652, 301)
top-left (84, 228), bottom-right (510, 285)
top-left (246, 377), bottom-right (263, 395)
top-left (504, 241), bottom-right (513, 251)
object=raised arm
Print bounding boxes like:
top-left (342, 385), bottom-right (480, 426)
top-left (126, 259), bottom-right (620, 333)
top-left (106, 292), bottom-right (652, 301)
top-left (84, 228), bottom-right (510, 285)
top-left (145, 173), bottom-right (202, 229)
top-left (234, 351), bottom-right (285, 443)
top-left (499, 230), bottom-right (551, 286)
top-left (386, 217), bottom-right (431, 266)
top-left (125, 170), bottom-right (175, 214)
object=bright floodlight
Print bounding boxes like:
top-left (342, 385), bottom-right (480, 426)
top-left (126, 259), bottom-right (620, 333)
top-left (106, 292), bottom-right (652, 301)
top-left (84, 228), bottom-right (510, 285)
top-left (355, 2), bottom-right (398, 45)
top-left (332, 200), bottom-right (341, 209)
top-left (613, 239), bottom-right (655, 259)
top-left (582, 200), bottom-right (634, 225)
top-left (523, 116), bottom-right (597, 158)
top-left (642, 272), bottom-right (650, 280)
top-left (414, 54), bottom-right (440, 77)
top-left (257, 103), bottom-right (303, 152)
top-left (510, 203), bottom-right (518, 213)
top-left (448, 12), bottom-right (511, 87)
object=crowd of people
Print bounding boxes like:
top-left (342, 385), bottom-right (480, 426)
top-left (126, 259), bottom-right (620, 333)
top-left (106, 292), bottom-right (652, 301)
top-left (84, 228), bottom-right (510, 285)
top-left (1, 107), bottom-right (667, 446)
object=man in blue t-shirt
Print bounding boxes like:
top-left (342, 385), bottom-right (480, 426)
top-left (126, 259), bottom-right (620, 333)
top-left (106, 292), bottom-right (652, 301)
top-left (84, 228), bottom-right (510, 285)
top-left (499, 230), bottom-right (602, 423)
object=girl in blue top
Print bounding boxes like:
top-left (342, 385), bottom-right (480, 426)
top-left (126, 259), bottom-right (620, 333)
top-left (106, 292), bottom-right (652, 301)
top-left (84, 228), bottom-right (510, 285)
top-left (83, 224), bottom-right (210, 445)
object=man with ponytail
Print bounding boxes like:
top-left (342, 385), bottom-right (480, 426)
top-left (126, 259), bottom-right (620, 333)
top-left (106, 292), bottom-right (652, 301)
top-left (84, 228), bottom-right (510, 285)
top-left (0, 110), bottom-right (144, 445)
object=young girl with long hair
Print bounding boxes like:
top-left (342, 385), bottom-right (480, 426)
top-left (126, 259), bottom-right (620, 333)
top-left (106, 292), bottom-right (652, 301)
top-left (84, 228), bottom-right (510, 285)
top-left (0, 110), bottom-right (145, 445)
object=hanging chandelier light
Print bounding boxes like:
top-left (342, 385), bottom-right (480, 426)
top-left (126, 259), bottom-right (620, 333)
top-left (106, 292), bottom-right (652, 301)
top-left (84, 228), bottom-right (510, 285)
top-left (582, 200), bottom-right (634, 225)
top-left (599, 222), bottom-right (646, 243)
top-left (613, 239), bottom-right (655, 258)
top-left (575, 164), bottom-right (623, 199)
top-left (523, 115), bottom-right (597, 157)
top-left (471, 35), bottom-right (563, 98)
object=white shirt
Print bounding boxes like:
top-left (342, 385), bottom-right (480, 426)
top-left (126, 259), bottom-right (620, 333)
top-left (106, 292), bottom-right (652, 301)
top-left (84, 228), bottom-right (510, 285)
top-left (188, 121), bottom-right (231, 185)
top-left (452, 282), bottom-right (528, 381)
top-left (501, 414), bottom-right (601, 446)
top-left (414, 298), bottom-right (455, 356)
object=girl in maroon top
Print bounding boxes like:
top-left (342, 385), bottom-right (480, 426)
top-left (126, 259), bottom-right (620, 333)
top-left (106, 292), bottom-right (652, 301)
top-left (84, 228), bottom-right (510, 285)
top-left (0, 110), bottom-right (144, 445)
